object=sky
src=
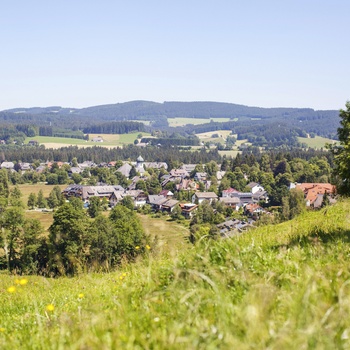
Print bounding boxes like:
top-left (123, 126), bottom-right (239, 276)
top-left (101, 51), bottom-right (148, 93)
top-left (0, 0), bottom-right (349, 111)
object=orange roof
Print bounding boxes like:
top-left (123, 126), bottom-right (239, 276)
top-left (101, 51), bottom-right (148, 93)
top-left (296, 183), bottom-right (335, 204)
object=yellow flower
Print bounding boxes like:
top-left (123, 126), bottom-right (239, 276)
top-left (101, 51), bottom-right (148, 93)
top-left (0, 328), bottom-right (5, 332)
top-left (135, 246), bottom-right (140, 250)
top-left (19, 278), bottom-right (28, 286)
top-left (122, 272), bottom-right (127, 277)
top-left (146, 245), bottom-right (151, 250)
top-left (78, 293), bottom-right (84, 299)
top-left (46, 304), bottom-right (55, 312)
top-left (14, 279), bottom-right (20, 285)
top-left (7, 286), bottom-right (16, 293)
top-left (119, 276), bottom-right (124, 280)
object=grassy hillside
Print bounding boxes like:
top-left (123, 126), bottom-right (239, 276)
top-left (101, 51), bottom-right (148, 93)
top-left (24, 132), bottom-right (151, 149)
top-left (298, 136), bottom-right (338, 149)
top-left (2, 201), bottom-right (350, 349)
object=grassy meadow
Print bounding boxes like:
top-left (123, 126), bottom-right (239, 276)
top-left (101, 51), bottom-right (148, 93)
top-left (298, 136), bottom-right (338, 149)
top-left (168, 117), bottom-right (232, 127)
top-left (2, 199), bottom-right (350, 348)
top-left (24, 132), bottom-right (151, 149)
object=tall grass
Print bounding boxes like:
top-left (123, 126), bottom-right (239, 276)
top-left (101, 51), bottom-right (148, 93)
top-left (1, 200), bottom-right (350, 349)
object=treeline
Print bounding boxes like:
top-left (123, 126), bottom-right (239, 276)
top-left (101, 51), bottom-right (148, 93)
top-left (0, 144), bottom-right (221, 165)
top-left (82, 121), bottom-right (146, 134)
top-left (141, 136), bottom-right (200, 146)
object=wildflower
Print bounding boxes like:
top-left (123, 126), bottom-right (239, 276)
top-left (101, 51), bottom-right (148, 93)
top-left (135, 246), bottom-right (140, 250)
top-left (7, 286), bottom-right (16, 293)
top-left (19, 278), bottom-right (28, 286)
top-left (0, 328), bottom-right (5, 332)
top-left (119, 275), bottom-right (124, 280)
top-left (46, 304), bottom-right (55, 312)
top-left (78, 293), bottom-right (84, 299)
top-left (153, 317), bottom-right (160, 322)
top-left (146, 245), bottom-right (151, 250)
top-left (14, 279), bottom-right (20, 285)
top-left (122, 272), bottom-right (127, 277)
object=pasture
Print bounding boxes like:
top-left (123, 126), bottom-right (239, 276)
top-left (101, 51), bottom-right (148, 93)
top-left (25, 132), bottom-right (151, 149)
top-left (168, 117), bottom-right (232, 127)
top-left (298, 136), bottom-right (338, 149)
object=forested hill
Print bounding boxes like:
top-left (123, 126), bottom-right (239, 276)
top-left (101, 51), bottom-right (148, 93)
top-left (2, 100), bottom-right (338, 121)
top-left (1, 101), bottom-right (340, 139)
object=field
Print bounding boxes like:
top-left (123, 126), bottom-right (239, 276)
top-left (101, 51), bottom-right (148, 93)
top-left (17, 184), bottom-right (67, 206)
top-left (168, 117), bottom-right (232, 127)
top-left (298, 136), bottom-right (338, 149)
top-left (2, 201), bottom-right (350, 349)
top-left (24, 132), bottom-right (151, 149)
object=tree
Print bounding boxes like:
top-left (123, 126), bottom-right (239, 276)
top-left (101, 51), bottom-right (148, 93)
top-left (330, 101), bottom-right (350, 195)
top-left (47, 189), bottom-right (59, 209)
top-left (27, 192), bottom-right (37, 209)
top-left (121, 196), bottom-right (134, 210)
top-left (9, 186), bottom-right (24, 207)
top-left (170, 204), bottom-right (183, 220)
top-left (49, 201), bottom-right (90, 275)
top-left (88, 196), bottom-right (102, 218)
top-left (281, 188), bottom-right (305, 221)
top-left (37, 189), bottom-right (47, 208)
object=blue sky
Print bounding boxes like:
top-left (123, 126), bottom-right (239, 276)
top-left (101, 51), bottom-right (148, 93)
top-left (0, 0), bottom-right (349, 110)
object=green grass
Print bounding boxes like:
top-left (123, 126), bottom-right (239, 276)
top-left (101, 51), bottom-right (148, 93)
top-left (168, 117), bottom-right (232, 127)
top-left (298, 136), bottom-right (338, 149)
top-left (2, 201), bottom-right (350, 348)
top-left (25, 132), bottom-right (151, 149)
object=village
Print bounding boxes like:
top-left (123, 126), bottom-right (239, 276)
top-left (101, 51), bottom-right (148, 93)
top-left (1, 153), bottom-right (336, 237)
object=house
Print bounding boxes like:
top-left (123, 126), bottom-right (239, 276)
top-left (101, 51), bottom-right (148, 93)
top-left (17, 162), bottom-right (32, 171)
top-left (116, 163), bottom-right (132, 178)
top-left (109, 190), bottom-right (147, 208)
top-left (216, 219), bottom-right (253, 237)
top-left (222, 188), bottom-right (239, 197)
top-left (161, 168), bottom-right (190, 187)
top-left (219, 197), bottom-right (240, 210)
top-left (245, 203), bottom-right (265, 216)
top-left (293, 182), bottom-right (336, 207)
top-left (180, 164), bottom-right (197, 173)
top-left (144, 162), bottom-right (168, 170)
top-left (78, 161), bottom-right (96, 169)
top-left (179, 203), bottom-right (198, 218)
top-left (175, 179), bottom-right (199, 191)
top-left (28, 140), bottom-right (39, 146)
top-left (161, 199), bottom-right (179, 212)
top-left (216, 171), bottom-right (226, 181)
top-left (148, 195), bottom-right (179, 212)
top-left (1, 161), bottom-right (15, 170)
top-left (148, 195), bottom-right (168, 211)
top-left (247, 182), bottom-right (265, 194)
top-left (192, 192), bottom-right (218, 204)
top-left (91, 136), bottom-right (104, 142)
top-left (194, 172), bottom-right (207, 182)
top-left (69, 167), bottom-right (82, 175)
top-left (62, 185), bottom-right (123, 201)
top-left (159, 190), bottom-right (174, 198)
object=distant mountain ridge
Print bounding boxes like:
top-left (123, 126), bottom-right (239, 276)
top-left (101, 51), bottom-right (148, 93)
top-left (2, 100), bottom-right (338, 120)
top-left (1, 100), bottom-right (340, 139)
